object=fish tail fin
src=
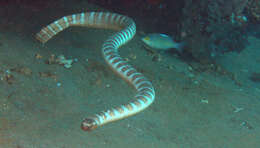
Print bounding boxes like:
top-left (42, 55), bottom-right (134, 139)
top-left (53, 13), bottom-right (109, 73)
top-left (175, 42), bottom-right (185, 53)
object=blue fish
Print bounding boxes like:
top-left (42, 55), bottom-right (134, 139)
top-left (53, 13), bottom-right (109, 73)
top-left (141, 33), bottom-right (184, 52)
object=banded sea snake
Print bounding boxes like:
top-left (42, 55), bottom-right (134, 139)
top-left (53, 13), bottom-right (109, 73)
top-left (35, 12), bottom-right (155, 131)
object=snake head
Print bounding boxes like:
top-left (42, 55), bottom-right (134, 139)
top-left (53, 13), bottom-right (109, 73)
top-left (81, 118), bottom-right (98, 131)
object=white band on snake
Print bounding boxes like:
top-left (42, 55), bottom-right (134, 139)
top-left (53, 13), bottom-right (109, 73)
top-left (35, 12), bottom-right (155, 131)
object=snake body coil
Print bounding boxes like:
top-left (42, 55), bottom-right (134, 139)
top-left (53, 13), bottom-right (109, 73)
top-left (36, 12), bottom-right (155, 131)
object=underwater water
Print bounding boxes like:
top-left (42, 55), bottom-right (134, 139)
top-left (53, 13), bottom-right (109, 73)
top-left (0, 0), bottom-right (260, 148)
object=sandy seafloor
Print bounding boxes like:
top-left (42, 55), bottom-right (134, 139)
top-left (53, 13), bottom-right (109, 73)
top-left (0, 1), bottom-right (260, 148)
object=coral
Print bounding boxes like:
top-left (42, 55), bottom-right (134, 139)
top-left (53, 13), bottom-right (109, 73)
top-left (247, 0), bottom-right (260, 21)
top-left (180, 0), bottom-right (250, 62)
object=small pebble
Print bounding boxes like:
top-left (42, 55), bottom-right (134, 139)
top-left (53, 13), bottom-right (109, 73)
top-left (152, 54), bottom-right (161, 62)
top-left (193, 80), bottom-right (199, 85)
top-left (188, 73), bottom-right (195, 78)
top-left (57, 82), bottom-right (62, 87)
top-left (233, 107), bottom-right (244, 113)
top-left (201, 99), bottom-right (208, 104)
top-left (188, 66), bottom-right (193, 71)
top-left (167, 65), bottom-right (174, 70)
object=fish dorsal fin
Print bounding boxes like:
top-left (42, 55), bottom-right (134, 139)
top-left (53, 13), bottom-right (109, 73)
top-left (159, 33), bottom-right (170, 38)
